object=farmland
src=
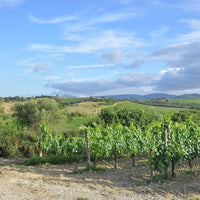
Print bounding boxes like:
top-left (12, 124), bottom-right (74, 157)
top-left (1, 96), bottom-right (200, 199)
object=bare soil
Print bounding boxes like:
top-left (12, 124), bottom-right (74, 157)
top-left (0, 157), bottom-right (200, 200)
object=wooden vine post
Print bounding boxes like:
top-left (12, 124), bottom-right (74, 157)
top-left (163, 124), bottom-right (168, 177)
top-left (85, 130), bottom-right (91, 167)
top-left (39, 130), bottom-right (44, 158)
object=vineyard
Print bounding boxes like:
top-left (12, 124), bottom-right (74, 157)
top-left (37, 116), bottom-right (200, 178)
top-left (1, 97), bottom-right (200, 179)
top-left (1, 97), bottom-right (200, 199)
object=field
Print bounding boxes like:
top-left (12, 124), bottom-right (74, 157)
top-left (0, 97), bottom-right (190, 117)
top-left (139, 98), bottom-right (200, 110)
top-left (65, 100), bottom-right (185, 118)
top-left (0, 157), bottom-right (200, 200)
top-left (102, 101), bottom-right (185, 113)
top-left (170, 99), bottom-right (200, 103)
top-left (58, 97), bottom-right (90, 104)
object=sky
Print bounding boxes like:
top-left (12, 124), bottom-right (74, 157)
top-left (1, 0), bottom-right (200, 97)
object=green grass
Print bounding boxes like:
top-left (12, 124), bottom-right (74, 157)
top-left (68, 117), bottom-right (92, 126)
top-left (72, 165), bottom-right (107, 174)
top-left (60, 97), bottom-right (89, 104)
top-left (104, 101), bottom-right (184, 113)
top-left (169, 99), bottom-right (200, 103)
top-left (139, 98), bottom-right (200, 110)
top-left (15, 165), bottom-right (25, 170)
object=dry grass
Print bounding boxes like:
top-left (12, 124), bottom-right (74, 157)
top-left (1, 102), bottom-right (14, 114)
top-left (66, 101), bottom-right (122, 116)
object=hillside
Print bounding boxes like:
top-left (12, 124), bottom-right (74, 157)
top-left (104, 93), bottom-right (200, 100)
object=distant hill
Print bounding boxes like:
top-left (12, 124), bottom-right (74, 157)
top-left (104, 93), bottom-right (200, 100)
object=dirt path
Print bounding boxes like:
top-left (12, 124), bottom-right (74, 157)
top-left (0, 158), bottom-right (200, 200)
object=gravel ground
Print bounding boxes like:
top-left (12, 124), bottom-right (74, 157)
top-left (0, 158), bottom-right (200, 200)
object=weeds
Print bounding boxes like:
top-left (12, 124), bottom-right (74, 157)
top-left (26, 155), bottom-right (81, 166)
top-left (72, 165), bottom-right (107, 174)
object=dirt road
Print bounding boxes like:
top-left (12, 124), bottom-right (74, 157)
top-left (0, 158), bottom-right (200, 200)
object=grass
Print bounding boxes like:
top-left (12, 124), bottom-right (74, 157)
top-left (68, 117), bottom-right (92, 126)
top-left (72, 165), bottom-right (107, 174)
top-left (77, 198), bottom-right (89, 200)
top-left (139, 98), bottom-right (200, 110)
top-left (15, 165), bottom-right (25, 171)
top-left (66, 101), bottom-right (103, 116)
top-left (104, 101), bottom-right (184, 113)
top-left (59, 97), bottom-right (90, 104)
top-left (26, 155), bottom-right (83, 166)
top-left (169, 99), bottom-right (200, 103)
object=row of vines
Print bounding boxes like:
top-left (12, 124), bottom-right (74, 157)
top-left (40, 116), bottom-right (200, 177)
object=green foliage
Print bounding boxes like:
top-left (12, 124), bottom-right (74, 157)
top-left (104, 101), bottom-right (183, 113)
top-left (99, 108), bottom-right (162, 129)
top-left (0, 119), bottom-right (37, 157)
top-left (138, 98), bottom-right (200, 110)
top-left (149, 117), bottom-right (200, 177)
top-left (0, 119), bottom-right (21, 157)
top-left (13, 98), bottom-right (64, 127)
top-left (99, 109), bottom-right (116, 125)
top-left (60, 97), bottom-right (89, 105)
top-left (116, 109), bottom-right (159, 128)
top-left (171, 110), bottom-right (200, 125)
top-left (1, 96), bottom-right (200, 180)
top-left (40, 123), bottom-right (86, 159)
top-left (89, 96), bottom-right (119, 105)
top-left (13, 100), bottom-right (39, 126)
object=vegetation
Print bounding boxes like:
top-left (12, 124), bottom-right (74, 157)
top-left (137, 98), bottom-right (200, 110)
top-left (1, 95), bottom-right (200, 180)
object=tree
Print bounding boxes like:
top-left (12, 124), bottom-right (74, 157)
top-left (99, 109), bottom-right (116, 125)
top-left (13, 98), bottom-right (64, 127)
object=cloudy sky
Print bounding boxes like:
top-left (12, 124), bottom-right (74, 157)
top-left (1, 0), bottom-right (200, 97)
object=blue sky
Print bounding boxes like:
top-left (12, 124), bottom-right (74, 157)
top-left (1, 0), bottom-right (200, 97)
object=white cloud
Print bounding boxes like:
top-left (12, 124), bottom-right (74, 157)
top-left (91, 12), bottom-right (137, 24)
top-left (159, 67), bottom-right (182, 75)
top-left (29, 30), bottom-right (143, 53)
top-left (45, 72), bottom-right (158, 96)
top-left (66, 64), bottom-right (114, 69)
top-left (0, 0), bottom-right (23, 8)
top-left (101, 50), bottom-right (123, 64)
top-left (179, 0), bottom-right (200, 12)
top-left (150, 27), bottom-right (169, 39)
top-left (181, 19), bottom-right (200, 30)
top-left (18, 58), bottom-right (49, 73)
top-left (29, 14), bottom-right (77, 24)
top-left (32, 63), bottom-right (48, 73)
top-left (178, 31), bottom-right (200, 42)
top-left (131, 41), bottom-right (200, 68)
top-left (178, 19), bottom-right (200, 42)
top-left (128, 40), bottom-right (200, 93)
top-left (29, 10), bottom-right (135, 26)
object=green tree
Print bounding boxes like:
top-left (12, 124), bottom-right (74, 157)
top-left (13, 98), bottom-right (64, 127)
